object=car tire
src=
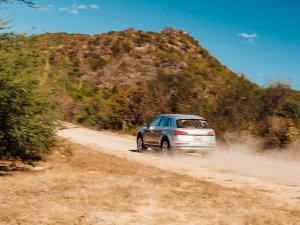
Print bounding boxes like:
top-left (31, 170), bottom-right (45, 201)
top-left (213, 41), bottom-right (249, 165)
top-left (137, 136), bottom-right (146, 153)
top-left (161, 139), bottom-right (171, 156)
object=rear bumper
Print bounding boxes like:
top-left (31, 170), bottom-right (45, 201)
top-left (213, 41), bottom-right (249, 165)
top-left (174, 147), bottom-right (215, 153)
top-left (171, 142), bottom-right (216, 153)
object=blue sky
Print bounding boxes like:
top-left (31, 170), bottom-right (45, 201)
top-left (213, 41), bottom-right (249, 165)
top-left (1, 0), bottom-right (300, 90)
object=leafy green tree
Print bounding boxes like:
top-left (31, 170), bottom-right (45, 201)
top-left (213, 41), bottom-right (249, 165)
top-left (263, 83), bottom-right (290, 116)
top-left (213, 75), bottom-right (263, 133)
top-left (260, 83), bottom-right (300, 148)
top-left (277, 99), bottom-right (300, 120)
top-left (0, 35), bottom-right (56, 159)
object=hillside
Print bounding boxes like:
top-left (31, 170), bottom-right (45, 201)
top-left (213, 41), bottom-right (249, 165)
top-left (38, 29), bottom-right (236, 85)
top-left (1, 28), bottom-right (300, 148)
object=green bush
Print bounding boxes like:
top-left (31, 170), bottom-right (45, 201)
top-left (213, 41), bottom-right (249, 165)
top-left (0, 35), bottom-right (56, 160)
top-left (0, 74), bottom-right (56, 159)
top-left (277, 99), bottom-right (300, 120)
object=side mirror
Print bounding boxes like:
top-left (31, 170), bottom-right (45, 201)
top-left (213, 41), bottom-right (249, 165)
top-left (144, 123), bottom-right (149, 128)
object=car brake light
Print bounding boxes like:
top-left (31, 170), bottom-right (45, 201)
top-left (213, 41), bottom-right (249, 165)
top-left (207, 131), bottom-right (215, 136)
top-left (174, 130), bottom-right (189, 136)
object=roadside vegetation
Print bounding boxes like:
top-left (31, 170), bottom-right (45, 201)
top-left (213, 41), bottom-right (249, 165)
top-left (27, 29), bottom-right (300, 149)
top-left (0, 33), bottom-right (57, 160)
top-left (1, 27), bottom-right (300, 158)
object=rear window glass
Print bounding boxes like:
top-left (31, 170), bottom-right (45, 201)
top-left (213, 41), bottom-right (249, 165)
top-left (176, 119), bottom-right (210, 129)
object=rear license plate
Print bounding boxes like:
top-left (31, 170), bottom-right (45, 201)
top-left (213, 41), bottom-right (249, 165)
top-left (193, 136), bottom-right (202, 141)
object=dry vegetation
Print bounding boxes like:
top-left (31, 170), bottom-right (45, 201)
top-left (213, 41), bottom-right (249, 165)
top-left (0, 141), bottom-right (299, 225)
top-left (1, 29), bottom-right (300, 149)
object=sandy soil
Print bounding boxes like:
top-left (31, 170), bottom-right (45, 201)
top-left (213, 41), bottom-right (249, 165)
top-left (0, 123), bottom-right (299, 224)
top-left (57, 124), bottom-right (300, 206)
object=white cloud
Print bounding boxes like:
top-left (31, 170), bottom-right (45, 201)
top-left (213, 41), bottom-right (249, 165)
top-left (238, 33), bottom-right (257, 43)
top-left (70, 8), bottom-right (79, 15)
top-left (37, 7), bottom-right (48, 11)
top-left (89, 4), bottom-right (99, 9)
top-left (36, 4), bottom-right (55, 11)
top-left (238, 33), bottom-right (257, 39)
top-left (59, 7), bottom-right (69, 12)
top-left (58, 3), bottom-right (99, 15)
top-left (77, 4), bottom-right (88, 9)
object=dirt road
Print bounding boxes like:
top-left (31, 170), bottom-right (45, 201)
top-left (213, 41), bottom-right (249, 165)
top-left (57, 124), bottom-right (300, 206)
top-left (1, 123), bottom-right (300, 224)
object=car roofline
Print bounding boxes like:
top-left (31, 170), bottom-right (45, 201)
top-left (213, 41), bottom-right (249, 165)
top-left (159, 114), bottom-right (206, 120)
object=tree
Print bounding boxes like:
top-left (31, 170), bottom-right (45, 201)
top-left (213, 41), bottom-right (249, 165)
top-left (0, 0), bottom-right (35, 7)
top-left (0, 0), bottom-right (56, 160)
top-left (0, 0), bottom-right (36, 31)
top-left (0, 35), bottom-right (56, 160)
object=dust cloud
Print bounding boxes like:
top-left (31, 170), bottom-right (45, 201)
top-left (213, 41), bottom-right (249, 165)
top-left (177, 135), bottom-right (300, 186)
top-left (59, 125), bottom-right (300, 188)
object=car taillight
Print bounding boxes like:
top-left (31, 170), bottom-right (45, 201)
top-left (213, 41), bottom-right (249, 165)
top-left (174, 130), bottom-right (189, 136)
top-left (207, 131), bottom-right (215, 136)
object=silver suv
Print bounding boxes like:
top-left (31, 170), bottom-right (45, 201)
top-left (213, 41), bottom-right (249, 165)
top-left (136, 114), bottom-right (216, 155)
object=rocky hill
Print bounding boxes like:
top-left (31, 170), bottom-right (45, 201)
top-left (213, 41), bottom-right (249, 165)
top-left (38, 28), bottom-right (238, 88)
top-left (1, 28), bottom-right (300, 148)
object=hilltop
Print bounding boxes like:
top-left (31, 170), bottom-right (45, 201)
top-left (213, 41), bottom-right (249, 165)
top-left (1, 28), bottom-right (300, 148)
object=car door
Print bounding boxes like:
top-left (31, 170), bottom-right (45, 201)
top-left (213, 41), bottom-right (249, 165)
top-left (152, 116), bottom-right (170, 145)
top-left (143, 116), bottom-right (162, 145)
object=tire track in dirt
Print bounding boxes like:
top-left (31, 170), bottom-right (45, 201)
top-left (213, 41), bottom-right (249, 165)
top-left (57, 123), bottom-right (300, 206)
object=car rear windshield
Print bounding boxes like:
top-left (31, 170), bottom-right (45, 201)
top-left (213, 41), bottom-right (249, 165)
top-left (176, 119), bottom-right (210, 129)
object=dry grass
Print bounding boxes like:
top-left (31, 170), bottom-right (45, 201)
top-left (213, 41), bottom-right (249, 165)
top-left (0, 142), bottom-right (299, 225)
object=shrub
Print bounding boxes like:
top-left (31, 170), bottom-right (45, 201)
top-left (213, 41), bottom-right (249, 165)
top-left (277, 99), bottom-right (300, 120)
top-left (88, 57), bottom-right (107, 71)
top-left (0, 73), bottom-right (56, 159)
top-left (0, 35), bottom-right (56, 160)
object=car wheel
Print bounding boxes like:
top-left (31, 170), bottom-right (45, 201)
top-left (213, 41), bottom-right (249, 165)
top-left (161, 139), bottom-right (170, 155)
top-left (137, 136), bottom-right (146, 152)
